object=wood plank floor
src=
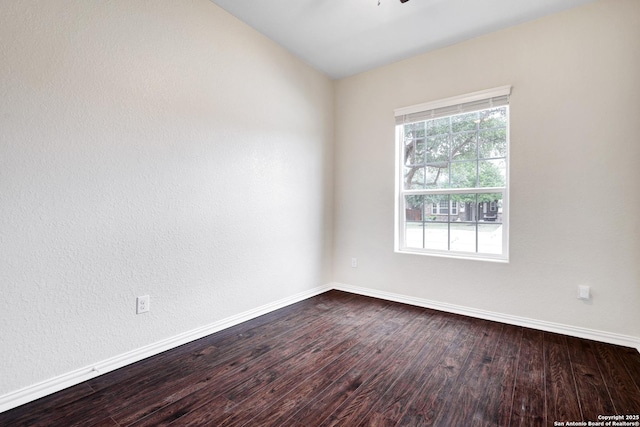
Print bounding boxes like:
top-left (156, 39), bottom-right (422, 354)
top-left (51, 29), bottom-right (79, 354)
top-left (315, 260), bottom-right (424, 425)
top-left (2, 291), bottom-right (639, 426)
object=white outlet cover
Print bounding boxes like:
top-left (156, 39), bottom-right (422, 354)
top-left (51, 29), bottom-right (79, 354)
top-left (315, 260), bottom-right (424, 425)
top-left (136, 295), bottom-right (150, 314)
top-left (578, 286), bottom-right (590, 300)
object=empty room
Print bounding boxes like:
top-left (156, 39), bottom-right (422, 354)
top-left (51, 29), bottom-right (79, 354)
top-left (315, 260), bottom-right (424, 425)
top-left (1, 0), bottom-right (639, 425)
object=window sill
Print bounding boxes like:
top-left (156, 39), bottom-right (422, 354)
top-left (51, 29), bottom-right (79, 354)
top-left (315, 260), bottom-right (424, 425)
top-left (395, 248), bottom-right (509, 263)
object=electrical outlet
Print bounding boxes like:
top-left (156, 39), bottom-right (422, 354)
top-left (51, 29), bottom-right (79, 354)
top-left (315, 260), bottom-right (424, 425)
top-left (351, 257), bottom-right (358, 268)
top-left (578, 285), bottom-right (590, 300)
top-left (136, 295), bottom-right (150, 314)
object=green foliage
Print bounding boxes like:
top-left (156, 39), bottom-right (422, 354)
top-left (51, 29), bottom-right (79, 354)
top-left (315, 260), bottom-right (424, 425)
top-left (402, 107), bottom-right (507, 217)
top-left (403, 106), bottom-right (507, 190)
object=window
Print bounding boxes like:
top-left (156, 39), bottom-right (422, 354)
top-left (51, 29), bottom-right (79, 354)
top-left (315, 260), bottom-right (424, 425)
top-left (395, 86), bottom-right (510, 261)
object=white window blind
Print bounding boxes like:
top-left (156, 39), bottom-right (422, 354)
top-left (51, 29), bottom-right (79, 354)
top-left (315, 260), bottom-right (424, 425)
top-left (395, 86), bottom-right (511, 125)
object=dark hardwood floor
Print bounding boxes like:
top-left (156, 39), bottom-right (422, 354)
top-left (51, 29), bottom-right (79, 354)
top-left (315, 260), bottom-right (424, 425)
top-left (2, 290), bottom-right (639, 426)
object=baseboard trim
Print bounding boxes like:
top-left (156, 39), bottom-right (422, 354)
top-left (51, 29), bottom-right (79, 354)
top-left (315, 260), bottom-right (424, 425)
top-left (0, 284), bottom-right (332, 414)
top-left (3, 282), bottom-right (638, 413)
top-left (331, 282), bottom-right (640, 352)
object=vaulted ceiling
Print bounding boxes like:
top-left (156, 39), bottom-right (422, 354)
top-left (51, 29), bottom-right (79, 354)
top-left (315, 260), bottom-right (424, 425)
top-left (210, 0), bottom-right (597, 79)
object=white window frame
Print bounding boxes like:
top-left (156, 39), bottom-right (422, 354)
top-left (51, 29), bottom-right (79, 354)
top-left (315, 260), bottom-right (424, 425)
top-left (394, 86), bottom-right (511, 262)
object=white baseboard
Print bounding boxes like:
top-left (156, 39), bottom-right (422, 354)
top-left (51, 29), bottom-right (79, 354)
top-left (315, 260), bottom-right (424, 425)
top-left (3, 281), bottom-right (638, 414)
top-left (0, 284), bottom-right (332, 414)
top-left (331, 282), bottom-right (640, 352)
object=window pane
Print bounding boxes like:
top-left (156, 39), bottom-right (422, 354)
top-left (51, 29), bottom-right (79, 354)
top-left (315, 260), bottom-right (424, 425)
top-left (425, 165), bottom-right (449, 189)
top-left (451, 193), bottom-right (477, 222)
top-left (478, 107), bottom-right (507, 129)
top-left (478, 128), bottom-right (507, 159)
top-left (451, 132), bottom-right (476, 161)
top-left (405, 221), bottom-right (424, 249)
top-left (478, 193), bottom-right (502, 223)
top-left (450, 222), bottom-right (476, 253)
top-left (450, 161), bottom-right (477, 188)
top-left (477, 192), bottom-right (504, 254)
top-left (451, 112), bottom-right (478, 133)
top-left (478, 223), bottom-right (503, 254)
top-left (404, 195), bottom-right (424, 248)
top-left (426, 117), bottom-right (449, 136)
top-left (478, 159), bottom-right (506, 187)
top-left (425, 195), bottom-right (449, 221)
top-left (426, 135), bottom-right (449, 164)
top-left (405, 195), bottom-right (424, 219)
top-left (414, 138), bottom-right (425, 164)
top-left (424, 222), bottom-right (448, 251)
top-left (404, 166), bottom-right (425, 189)
top-left (404, 122), bottom-right (425, 138)
top-left (404, 138), bottom-right (426, 166)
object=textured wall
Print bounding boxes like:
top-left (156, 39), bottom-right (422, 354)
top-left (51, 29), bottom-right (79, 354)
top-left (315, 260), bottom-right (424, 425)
top-left (333, 0), bottom-right (640, 337)
top-left (0, 0), bottom-right (333, 395)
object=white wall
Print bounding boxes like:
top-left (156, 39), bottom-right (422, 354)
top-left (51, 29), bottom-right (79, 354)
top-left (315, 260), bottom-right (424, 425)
top-left (0, 0), bottom-right (333, 396)
top-left (333, 0), bottom-right (640, 338)
top-left (2, 0), bottom-right (638, 408)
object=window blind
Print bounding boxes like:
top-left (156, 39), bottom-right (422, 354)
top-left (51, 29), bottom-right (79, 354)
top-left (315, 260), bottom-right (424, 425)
top-left (394, 86), bottom-right (511, 125)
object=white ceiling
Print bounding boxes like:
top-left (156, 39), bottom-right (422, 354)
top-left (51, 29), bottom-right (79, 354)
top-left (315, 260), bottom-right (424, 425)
top-left (210, 0), bottom-right (597, 79)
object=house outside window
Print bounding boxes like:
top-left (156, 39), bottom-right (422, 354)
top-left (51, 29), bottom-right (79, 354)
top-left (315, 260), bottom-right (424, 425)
top-left (395, 86), bottom-right (510, 261)
top-left (431, 201), bottom-right (457, 216)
